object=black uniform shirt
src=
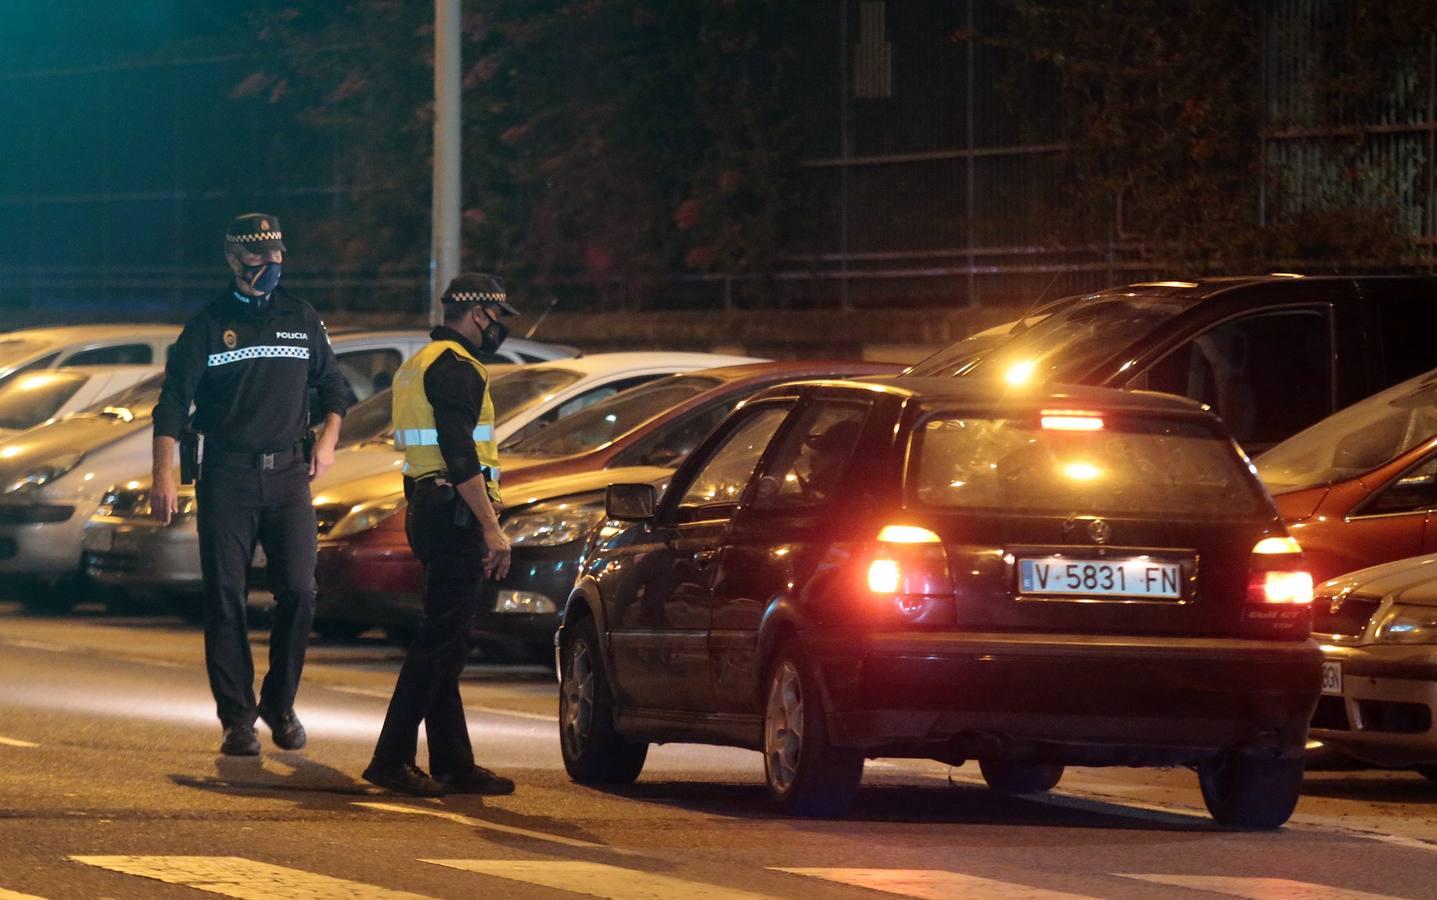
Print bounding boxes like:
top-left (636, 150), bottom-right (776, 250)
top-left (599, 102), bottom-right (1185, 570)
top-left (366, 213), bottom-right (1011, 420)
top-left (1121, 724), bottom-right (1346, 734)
top-left (154, 286), bottom-right (347, 452)
top-left (423, 325), bottom-right (488, 486)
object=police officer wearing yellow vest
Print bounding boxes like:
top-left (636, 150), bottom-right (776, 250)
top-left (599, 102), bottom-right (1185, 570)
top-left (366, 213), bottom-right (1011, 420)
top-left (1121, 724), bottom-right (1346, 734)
top-left (362, 273), bottom-right (516, 797)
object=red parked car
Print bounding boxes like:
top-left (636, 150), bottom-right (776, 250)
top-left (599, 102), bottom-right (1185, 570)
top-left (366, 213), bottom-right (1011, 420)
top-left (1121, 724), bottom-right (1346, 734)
top-left (1255, 367), bottom-right (1437, 584)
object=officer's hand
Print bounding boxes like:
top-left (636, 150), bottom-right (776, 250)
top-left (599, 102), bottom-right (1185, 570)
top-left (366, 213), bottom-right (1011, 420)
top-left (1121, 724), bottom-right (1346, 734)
top-left (151, 471), bottom-right (179, 526)
top-left (309, 442), bottom-right (336, 481)
top-left (483, 527), bottom-right (512, 581)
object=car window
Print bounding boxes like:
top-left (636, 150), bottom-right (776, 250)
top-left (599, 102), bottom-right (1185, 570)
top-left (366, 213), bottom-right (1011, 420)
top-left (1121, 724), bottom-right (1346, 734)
top-left (1134, 308), bottom-right (1332, 451)
top-left (1360, 455), bottom-right (1437, 516)
top-left (488, 366), bottom-right (585, 427)
top-left (751, 400), bottom-right (870, 510)
top-left (1256, 368), bottom-right (1437, 493)
top-left (336, 388), bottom-right (393, 446)
top-left (0, 351), bottom-right (62, 390)
top-left (912, 413), bottom-right (1269, 518)
top-left (0, 371), bottom-right (89, 430)
top-left (78, 372), bottom-right (166, 419)
top-left (500, 374), bottom-right (664, 447)
top-left (500, 374), bottom-right (723, 456)
top-left (676, 406), bottom-right (790, 512)
top-left (611, 398), bottom-right (738, 469)
top-left (335, 348), bottom-right (402, 404)
top-left (64, 343), bottom-right (153, 366)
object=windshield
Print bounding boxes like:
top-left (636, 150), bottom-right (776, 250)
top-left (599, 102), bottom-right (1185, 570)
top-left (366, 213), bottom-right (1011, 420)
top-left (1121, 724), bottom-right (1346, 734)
top-left (0, 371), bottom-right (88, 430)
top-left (915, 295), bottom-right (1187, 381)
top-left (1256, 368), bottom-right (1437, 493)
top-left (337, 388), bottom-right (393, 446)
top-left (913, 413), bottom-right (1267, 517)
top-left (78, 372), bottom-right (165, 420)
top-left (501, 374), bottom-right (723, 457)
top-left (489, 366), bottom-right (584, 426)
top-left (0, 338), bottom-right (54, 368)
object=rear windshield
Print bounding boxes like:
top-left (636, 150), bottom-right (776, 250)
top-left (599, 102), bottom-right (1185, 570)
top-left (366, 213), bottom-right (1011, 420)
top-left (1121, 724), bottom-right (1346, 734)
top-left (926, 296), bottom-right (1188, 382)
top-left (911, 413), bottom-right (1268, 517)
top-left (0, 371), bottom-right (87, 430)
top-left (501, 374), bottom-right (722, 457)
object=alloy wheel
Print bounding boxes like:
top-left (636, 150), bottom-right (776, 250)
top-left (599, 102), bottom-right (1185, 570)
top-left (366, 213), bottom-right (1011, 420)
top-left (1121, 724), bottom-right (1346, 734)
top-left (765, 659), bottom-right (804, 793)
top-left (562, 637), bottom-right (596, 756)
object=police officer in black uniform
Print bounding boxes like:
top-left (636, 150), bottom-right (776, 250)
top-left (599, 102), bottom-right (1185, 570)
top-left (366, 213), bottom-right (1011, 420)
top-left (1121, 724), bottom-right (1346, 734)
top-left (151, 213), bottom-right (347, 756)
top-left (361, 273), bottom-right (515, 797)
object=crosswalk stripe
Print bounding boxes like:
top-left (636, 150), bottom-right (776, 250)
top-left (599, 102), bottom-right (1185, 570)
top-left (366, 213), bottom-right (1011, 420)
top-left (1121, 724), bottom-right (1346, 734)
top-left (69, 856), bottom-right (432, 899)
top-left (1119, 875), bottom-right (1409, 899)
top-left (425, 860), bottom-right (777, 899)
top-left (0, 888), bottom-right (47, 899)
top-left (775, 868), bottom-right (1098, 899)
top-left (356, 801), bottom-right (626, 852)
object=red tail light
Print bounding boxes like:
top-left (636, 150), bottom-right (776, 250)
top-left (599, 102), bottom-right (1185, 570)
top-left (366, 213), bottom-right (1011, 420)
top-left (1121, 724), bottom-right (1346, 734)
top-left (866, 525), bottom-right (954, 622)
top-left (1243, 535), bottom-right (1313, 638)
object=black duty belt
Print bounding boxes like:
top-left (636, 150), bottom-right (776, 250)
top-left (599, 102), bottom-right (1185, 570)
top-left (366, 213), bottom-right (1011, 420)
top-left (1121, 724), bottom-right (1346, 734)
top-left (206, 444), bottom-right (305, 470)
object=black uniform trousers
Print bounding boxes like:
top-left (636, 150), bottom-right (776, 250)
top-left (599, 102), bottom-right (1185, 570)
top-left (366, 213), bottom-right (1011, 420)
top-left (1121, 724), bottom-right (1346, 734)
top-left (372, 478), bottom-right (486, 776)
top-left (196, 453), bottom-right (317, 728)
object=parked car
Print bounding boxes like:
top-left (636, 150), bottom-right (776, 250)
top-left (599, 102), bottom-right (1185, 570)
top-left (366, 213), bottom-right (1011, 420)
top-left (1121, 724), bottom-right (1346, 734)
top-left (0, 324), bottom-right (178, 391)
top-left (0, 366), bottom-right (162, 439)
top-left (1307, 553), bottom-right (1437, 781)
top-left (0, 331), bottom-right (439, 611)
top-left (314, 361), bottom-right (899, 646)
top-left (81, 353), bottom-right (758, 604)
top-left (1255, 366), bottom-right (1437, 584)
top-left (555, 376), bottom-right (1322, 826)
top-left (909, 275), bottom-right (1437, 453)
top-left (326, 327), bottom-right (578, 374)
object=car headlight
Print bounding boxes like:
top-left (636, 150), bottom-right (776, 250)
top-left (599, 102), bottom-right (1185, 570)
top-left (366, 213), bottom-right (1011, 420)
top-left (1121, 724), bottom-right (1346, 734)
top-left (501, 495), bottom-right (607, 547)
top-left (327, 495), bottom-right (405, 539)
top-left (4, 452), bottom-right (84, 495)
top-left (1374, 605), bottom-right (1437, 644)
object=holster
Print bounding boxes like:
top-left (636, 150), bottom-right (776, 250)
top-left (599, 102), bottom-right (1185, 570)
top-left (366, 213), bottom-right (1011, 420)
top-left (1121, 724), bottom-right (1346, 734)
top-left (302, 429), bottom-right (316, 464)
top-left (179, 429), bottom-right (202, 485)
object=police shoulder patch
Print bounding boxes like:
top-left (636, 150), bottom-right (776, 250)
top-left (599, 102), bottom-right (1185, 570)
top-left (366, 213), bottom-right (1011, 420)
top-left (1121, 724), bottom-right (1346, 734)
top-left (222, 328), bottom-right (238, 349)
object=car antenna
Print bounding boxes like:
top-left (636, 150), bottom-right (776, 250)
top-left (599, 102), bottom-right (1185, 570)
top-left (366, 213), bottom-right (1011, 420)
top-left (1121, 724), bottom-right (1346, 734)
top-left (524, 296), bottom-right (559, 340)
top-left (1010, 271), bottom-right (1061, 335)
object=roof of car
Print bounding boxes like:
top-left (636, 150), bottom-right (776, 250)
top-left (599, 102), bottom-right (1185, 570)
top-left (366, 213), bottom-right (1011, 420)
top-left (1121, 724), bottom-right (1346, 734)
top-left (783, 375), bottom-right (1213, 416)
top-left (678, 359), bottom-right (902, 383)
top-left (2, 324), bottom-right (180, 341)
top-left (513, 351), bottom-right (765, 375)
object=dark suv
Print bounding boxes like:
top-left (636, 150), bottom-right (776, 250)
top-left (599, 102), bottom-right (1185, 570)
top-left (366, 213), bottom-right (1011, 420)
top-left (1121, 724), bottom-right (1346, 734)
top-left (910, 276), bottom-right (1437, 453)
top-left (556, 377), bottom-right (1323, 826)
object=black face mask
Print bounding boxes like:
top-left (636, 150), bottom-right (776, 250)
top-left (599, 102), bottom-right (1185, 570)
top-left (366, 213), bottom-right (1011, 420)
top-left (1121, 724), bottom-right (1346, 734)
top-left (480, 317), bottom-right (510, 353)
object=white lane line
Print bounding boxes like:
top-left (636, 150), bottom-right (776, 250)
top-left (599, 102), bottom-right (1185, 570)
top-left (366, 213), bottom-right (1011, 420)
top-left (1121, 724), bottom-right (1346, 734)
top-left (426, 859), bottom-right (777, 900)
top-left (327, 686), bottom-right (556, 723)
top-left (0, 736), bottom-right (38, 748)
top-left (1, 640), bottom-right (68, 652)
top-left (69, 856), bottom-right (431, 900)
top-left (1120, 875), bottom-right (1409, 900)
top-left (355, 801), bottom-right (629, 853)
top-left (776, 868), bottom-right (1098, 899)
top-left (0, 888), bottom-right (47, 899)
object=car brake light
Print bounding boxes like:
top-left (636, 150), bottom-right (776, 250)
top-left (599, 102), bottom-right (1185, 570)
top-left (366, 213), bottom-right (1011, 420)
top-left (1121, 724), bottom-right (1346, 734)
top-left (1040, 410), bottom-right (1103, 431)
top-left (1258, 570), bottom-right (1314, 605)
top-left (1253, 536), bottom-right (1302, 555)
top-left (876, 524), bottom-right (941, 544)
top-left (865, 525), bottom-right (954, 621)
top-left (868, 558), bottom-right (901, 593)
top-left (1243, 535), bottom-right (1313, 638)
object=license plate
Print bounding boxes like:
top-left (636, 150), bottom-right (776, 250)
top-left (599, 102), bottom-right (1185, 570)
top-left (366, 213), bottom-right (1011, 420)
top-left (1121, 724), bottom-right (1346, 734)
top-left (1321, 661), bottom-right (1343, 696)
top-left (1018, 556), bottom-right (1183, 600)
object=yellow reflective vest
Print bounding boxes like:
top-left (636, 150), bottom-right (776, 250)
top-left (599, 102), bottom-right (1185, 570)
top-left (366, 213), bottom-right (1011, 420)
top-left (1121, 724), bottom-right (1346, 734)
top-left (391, 339), bottom-right (501, 504)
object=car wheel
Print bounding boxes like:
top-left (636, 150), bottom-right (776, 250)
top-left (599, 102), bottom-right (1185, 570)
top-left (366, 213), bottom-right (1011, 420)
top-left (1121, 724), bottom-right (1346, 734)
top-left (1415, 765), bottom-right (1437, 783)
top-left (559, 615), bottom-right (647, 784)
top-left (18, 580), bottom-right (76, 615)
top-left (763, 644), bottom-right (863, 817)
top-left (1198, 752), bottom-right (1304, 828)
top-left (979, 759), bottom-right (1064, 795)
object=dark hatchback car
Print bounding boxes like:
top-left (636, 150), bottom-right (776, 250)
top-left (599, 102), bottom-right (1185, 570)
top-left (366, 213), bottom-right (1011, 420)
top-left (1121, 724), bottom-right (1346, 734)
top-left (556, 378), bottom-right (1323, 826)
top-left (910, 276), bottom-right (1437, 453)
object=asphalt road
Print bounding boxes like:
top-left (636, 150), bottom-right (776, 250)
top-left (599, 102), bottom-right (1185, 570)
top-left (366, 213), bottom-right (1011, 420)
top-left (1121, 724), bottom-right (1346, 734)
top-left (2, 600), bottom-right (1436, 899)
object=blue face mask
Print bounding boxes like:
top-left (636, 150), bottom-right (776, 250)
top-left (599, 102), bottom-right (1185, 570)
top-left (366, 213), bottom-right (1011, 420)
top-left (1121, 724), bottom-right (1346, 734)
top-left (241, 261), bottom-right (282, 295)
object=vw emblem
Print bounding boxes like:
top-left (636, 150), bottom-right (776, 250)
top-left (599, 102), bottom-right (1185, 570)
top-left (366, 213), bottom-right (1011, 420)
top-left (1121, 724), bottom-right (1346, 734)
top-left (1087, 519), bottom-right (1111, 544)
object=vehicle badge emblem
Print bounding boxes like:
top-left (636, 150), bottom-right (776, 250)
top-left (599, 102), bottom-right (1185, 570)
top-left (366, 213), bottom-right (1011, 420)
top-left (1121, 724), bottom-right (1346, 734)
top-left (1088, 519), bottom-right (1111, 544)
top-left (223, 328), bottom-right (237, 349)
top-left (260, 219), bottom-right (269, 230)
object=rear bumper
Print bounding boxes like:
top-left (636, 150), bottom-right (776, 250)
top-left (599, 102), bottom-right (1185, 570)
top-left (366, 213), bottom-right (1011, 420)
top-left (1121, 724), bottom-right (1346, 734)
top-left (812, 630), bottom-right (1323, 763)
top-left (1310, 643), bottom-right (1437, 768)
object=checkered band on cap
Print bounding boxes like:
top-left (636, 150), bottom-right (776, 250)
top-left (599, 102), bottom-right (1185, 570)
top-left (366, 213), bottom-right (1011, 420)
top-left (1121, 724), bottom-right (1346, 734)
top-left (225, 231), bottom-right (284, 244)
top-left (445, 290), bottom-right (507, 304)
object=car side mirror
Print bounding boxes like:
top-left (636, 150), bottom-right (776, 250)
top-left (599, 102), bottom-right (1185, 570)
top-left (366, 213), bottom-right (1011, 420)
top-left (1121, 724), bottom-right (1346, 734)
top-left (606, 483), bottom-right (657, 521)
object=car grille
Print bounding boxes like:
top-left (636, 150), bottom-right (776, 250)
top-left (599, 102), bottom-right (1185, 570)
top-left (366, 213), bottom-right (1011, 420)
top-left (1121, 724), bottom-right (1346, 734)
top-left (1312, 592), bottom-right (1382, 639)
top-left (315, 504), bottom-right (347, 536)
top-left (1358, 700), bottom-right (1432, 734)
top-left (85, 550), bottom-right (139, 575)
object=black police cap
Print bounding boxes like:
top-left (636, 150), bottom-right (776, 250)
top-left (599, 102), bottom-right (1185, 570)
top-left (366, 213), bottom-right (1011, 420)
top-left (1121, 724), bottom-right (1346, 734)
top-left (441, 272), bottom-right (519, 316)
top-left (224, 213), bottom-right (286, 252)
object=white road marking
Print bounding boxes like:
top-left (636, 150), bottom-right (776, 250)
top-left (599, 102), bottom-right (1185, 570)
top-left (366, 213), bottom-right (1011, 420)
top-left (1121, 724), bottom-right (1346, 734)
top-left (1120, 875), bottom-right (1409, 899)
top-left (425, 859), bottom-right (776, 899)
top-left (355, 801), bottom-right (627, 852)
top-left (0, 888), bottom-right (47, 899)
top-left (69, 856), bottom-right (431, 899)
top-left (776, 868), bottom-right (1098, 899)
top-left (327, 686), bottom-right (556, 723)
top-left (0, 736), bottom-right (38, 748)
top-left (1, 640), bottom-right (68, 652)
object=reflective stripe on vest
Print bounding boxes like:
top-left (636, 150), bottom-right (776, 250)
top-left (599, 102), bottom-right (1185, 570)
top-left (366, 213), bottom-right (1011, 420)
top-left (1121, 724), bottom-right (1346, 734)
top-left (393, 425), bottom-right (494, 448)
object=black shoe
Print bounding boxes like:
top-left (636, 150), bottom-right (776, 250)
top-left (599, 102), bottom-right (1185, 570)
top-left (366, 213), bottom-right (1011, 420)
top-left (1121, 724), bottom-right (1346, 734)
top-left (362, 761), bottom-right (446, 797)
top-left (258, 705), bottom-right (307, 751)
top-left (436, 765), bottom-right (515, 796)
top-left (220, 723), bottom-right (260, 756)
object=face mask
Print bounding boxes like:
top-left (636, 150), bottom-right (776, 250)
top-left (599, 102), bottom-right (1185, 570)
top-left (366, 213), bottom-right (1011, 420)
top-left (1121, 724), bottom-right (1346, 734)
top-left (241, 261), bottom-right (282, 295)
top-left (480, 317), bottom-right (510, 353)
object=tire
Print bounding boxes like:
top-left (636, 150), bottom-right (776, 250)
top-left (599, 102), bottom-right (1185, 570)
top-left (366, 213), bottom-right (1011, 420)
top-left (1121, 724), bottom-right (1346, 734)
top-left (762, 643), bottom-right (864, 817)
top-left (1198, 752), bottom-right (1305, 828)
top-left (559, 615), bottom-right (647, 784)
top-left (18, 580), bottom-right (77, 615)
top-left (1415, 765), bottom-right (1437, 783)
top-left (979, 759), bottom-right (1065, 795)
